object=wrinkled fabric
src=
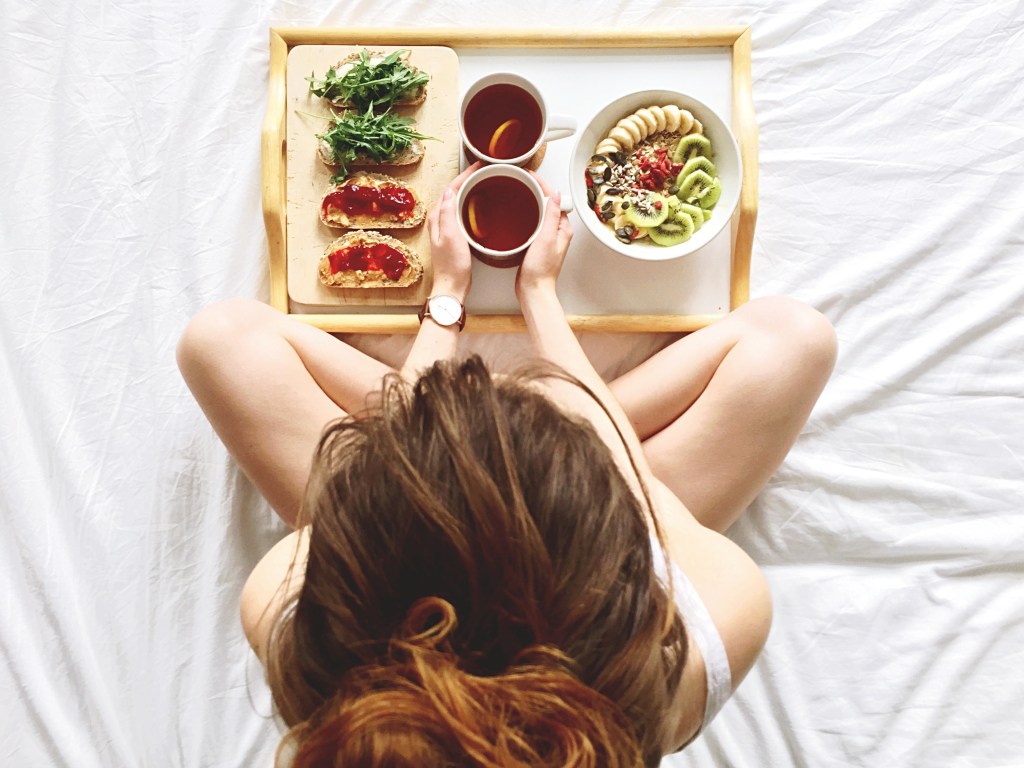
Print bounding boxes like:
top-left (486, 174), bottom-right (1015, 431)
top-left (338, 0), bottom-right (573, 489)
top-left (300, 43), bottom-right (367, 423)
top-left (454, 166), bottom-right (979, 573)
top-left (1, 1), bottom-right (1022, 766)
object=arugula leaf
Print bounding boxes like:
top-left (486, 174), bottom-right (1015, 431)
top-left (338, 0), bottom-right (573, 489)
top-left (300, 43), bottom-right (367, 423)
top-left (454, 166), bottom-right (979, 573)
top-left (306, 49), bottom-right (430, 111)
top-left (317, 108), bottom-right (437, 178)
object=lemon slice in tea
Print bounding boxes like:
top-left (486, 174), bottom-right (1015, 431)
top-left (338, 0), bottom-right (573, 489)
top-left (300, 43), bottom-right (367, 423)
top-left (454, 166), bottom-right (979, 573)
top-left (467, 196), bottom-right (487, 240)
top-left (488, 119), bottom-right (522, 158)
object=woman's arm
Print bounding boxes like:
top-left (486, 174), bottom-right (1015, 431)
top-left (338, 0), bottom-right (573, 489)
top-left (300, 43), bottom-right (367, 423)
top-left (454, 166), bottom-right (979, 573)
top-left (240, 527), bottom-right (309, 663)
top-left (514, 183), bottom-right (661, 502)
top-left (400, 163), bottom-right (480, 379)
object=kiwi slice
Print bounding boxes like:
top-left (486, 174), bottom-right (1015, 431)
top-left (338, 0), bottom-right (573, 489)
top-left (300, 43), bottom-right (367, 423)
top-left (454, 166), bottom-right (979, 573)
top-left (648, 212), bottom-right (695, 246)
top-left (676, 170), bottom-right (715, 204)
top-left (623, 193), bottom-right (670, 228)
top-left (679, 155), bottom-right (716, 180)
top-left (648, 228), bottom-right (688, 246)
top-left (675, 203), bottom-right (706, 231)
top-left (672, 134), bottom-right (712, 163)
top-left (699, 179), bottom-right (722, 209)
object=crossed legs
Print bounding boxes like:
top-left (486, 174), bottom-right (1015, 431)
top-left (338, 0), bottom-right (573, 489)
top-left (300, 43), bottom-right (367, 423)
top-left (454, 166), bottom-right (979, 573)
top-left (176, 297), bottom-right (835, 532)
top-left (610, 296), bottom-right (837, 532)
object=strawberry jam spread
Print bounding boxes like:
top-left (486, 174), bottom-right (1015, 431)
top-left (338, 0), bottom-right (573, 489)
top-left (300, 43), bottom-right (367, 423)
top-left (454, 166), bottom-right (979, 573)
top-left (322, 184), bottom-right (415, 220)
top-left (327, 243), bottom-right (408, 281)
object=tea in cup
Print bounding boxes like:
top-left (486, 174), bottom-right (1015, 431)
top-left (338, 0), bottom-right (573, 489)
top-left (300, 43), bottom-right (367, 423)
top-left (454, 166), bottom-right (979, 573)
top-left (460, 73), bottom-right (577, 166)
top-left (457, 164), bottom-right (573, 267)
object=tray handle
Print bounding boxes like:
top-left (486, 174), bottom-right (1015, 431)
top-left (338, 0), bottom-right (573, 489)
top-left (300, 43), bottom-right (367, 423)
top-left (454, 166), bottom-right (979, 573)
top-left (262, 29), bottom-right (289, 312)
top-left (730, 26), bottom-right (758, 310)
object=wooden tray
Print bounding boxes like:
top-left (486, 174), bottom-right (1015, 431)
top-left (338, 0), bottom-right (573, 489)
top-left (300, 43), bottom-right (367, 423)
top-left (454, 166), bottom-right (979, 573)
top-left (263, 28), bottom-right (758, 333)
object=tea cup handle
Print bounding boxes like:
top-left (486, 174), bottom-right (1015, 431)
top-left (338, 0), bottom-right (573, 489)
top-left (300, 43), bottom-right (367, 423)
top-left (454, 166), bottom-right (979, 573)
top-left (543, 114), bottom-right (577, 143)
top-left (545, 194), bottom-right (574, 213)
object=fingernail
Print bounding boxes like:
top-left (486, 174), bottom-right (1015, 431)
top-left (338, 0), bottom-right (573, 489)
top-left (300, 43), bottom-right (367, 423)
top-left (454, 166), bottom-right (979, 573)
top-left (443, 187), bottom-right (453, 199)
top-left (553, 191), bottom-right (561, 205)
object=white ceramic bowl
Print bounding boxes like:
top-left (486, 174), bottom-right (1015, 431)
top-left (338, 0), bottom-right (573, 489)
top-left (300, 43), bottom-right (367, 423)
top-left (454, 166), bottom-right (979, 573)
top-left (570, 90), bottom-right (741, 262)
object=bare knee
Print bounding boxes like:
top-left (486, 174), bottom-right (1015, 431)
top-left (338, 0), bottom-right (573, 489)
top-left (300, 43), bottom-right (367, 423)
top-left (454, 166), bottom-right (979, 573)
top-left (736, 296), bottom-right (837, 379)
top-left (176, 299), bottom-right (280, 382)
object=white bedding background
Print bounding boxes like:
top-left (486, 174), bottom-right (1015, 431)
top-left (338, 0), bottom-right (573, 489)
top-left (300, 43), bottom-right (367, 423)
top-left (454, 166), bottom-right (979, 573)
top-left (2, 1), bottom-right (1022, 766)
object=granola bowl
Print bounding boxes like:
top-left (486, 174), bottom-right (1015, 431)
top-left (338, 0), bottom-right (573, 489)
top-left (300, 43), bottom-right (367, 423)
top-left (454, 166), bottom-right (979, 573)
top-left (570, 90), bottom-right (741, 262)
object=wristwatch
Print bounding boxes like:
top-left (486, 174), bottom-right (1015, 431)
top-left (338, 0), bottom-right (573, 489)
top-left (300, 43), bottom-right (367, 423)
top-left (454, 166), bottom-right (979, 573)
top-left (418, 293), bottom-right (466, 331)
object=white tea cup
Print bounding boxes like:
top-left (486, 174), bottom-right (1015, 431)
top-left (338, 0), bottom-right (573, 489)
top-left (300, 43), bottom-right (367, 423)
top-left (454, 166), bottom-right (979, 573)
top-left (459, 73), bottom-right (577, 167)
top-left (456, 164), bottom-right (573, 267)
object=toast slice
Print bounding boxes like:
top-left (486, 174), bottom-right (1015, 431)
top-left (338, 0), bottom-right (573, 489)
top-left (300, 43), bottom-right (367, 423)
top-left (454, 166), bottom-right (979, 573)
top-left (320, 173), bottom-right (426, 229)
top-left (323, 50), bottom-right (428, 108)
top-left (318, 231), bottom-right (423, 289)
top-left (317, 138), bottom-right (425, 169)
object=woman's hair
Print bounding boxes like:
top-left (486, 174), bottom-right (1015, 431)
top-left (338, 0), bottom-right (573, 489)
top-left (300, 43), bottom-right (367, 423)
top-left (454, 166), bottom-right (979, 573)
top-left (266, 355), bottom-right (687, 767)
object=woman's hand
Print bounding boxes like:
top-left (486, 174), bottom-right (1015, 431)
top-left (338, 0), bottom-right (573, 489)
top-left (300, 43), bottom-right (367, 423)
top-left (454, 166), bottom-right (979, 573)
top-left (515, 173), bottom-right (573, 301)
top-left (427, 162), bottom-right (481, 297)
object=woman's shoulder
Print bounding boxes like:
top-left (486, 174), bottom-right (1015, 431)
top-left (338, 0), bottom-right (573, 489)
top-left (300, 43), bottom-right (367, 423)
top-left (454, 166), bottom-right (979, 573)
top-left (240, 527), bottom-right (309, 663)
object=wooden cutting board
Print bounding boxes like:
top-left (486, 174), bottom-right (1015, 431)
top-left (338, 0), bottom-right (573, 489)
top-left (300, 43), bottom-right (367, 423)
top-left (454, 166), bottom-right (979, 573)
top-left (285, 45), bottom-right (460, 308)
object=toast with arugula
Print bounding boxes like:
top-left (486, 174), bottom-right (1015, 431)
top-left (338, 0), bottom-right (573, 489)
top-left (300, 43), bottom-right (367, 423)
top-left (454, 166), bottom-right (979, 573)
top-left (316, 109), bottom-right (432, 174)
top-left (307, 49), bottom-right (429, 111)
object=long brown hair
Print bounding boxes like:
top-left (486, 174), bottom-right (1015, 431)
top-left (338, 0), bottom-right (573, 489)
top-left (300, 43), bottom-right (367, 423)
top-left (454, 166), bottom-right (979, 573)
top-left (266, 355), bottom-right (687, 767)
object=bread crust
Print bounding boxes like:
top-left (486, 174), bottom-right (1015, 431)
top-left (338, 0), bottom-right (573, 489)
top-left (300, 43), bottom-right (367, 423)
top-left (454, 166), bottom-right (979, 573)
top-left (318, 138), bottom-right (425, 169)
top-left (325, 50), bottom-right (428, 108)
top-left (318, 230), bottom-right (423, 289)
top-left (319, 173), bottom-right (426, 229)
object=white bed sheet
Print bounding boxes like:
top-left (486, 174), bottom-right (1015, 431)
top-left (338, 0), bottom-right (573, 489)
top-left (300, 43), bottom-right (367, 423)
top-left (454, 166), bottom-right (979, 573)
top-left (2, 1), bottom-right (1022, 766)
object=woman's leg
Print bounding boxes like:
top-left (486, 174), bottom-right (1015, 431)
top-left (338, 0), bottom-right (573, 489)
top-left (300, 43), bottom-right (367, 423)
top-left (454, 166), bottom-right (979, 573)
top-left (176, 299), bottom-right (393, 527)
top-left (609, 297), bottom-right (837, 533)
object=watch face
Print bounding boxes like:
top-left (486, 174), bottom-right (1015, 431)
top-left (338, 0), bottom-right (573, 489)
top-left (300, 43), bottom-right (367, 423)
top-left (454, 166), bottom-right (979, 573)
top-left (429, 294), bottom-right (462, 326)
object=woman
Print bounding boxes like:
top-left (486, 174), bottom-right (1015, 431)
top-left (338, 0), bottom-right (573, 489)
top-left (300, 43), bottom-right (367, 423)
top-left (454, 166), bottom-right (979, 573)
top-left (176, 166), bottom-right (836, 767)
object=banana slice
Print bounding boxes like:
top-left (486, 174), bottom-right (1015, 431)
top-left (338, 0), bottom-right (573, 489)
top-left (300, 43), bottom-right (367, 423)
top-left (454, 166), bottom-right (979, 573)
top-left (594, 105), bottom-right (699, 160)
top-left (662, 105), bottom-right (681, 131)
top-left (616, 117), bottom-right (643, 146)
top-left (608, 126), bottom-right (635, 150)
top-left (649, 106), bottom-right (667, 133)
top-left (627, 114), bottom-right (650, 138)
top-left (596, 188), bottom-right (624, 211)
top-left (635, 108), bottom-right (658, 134)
